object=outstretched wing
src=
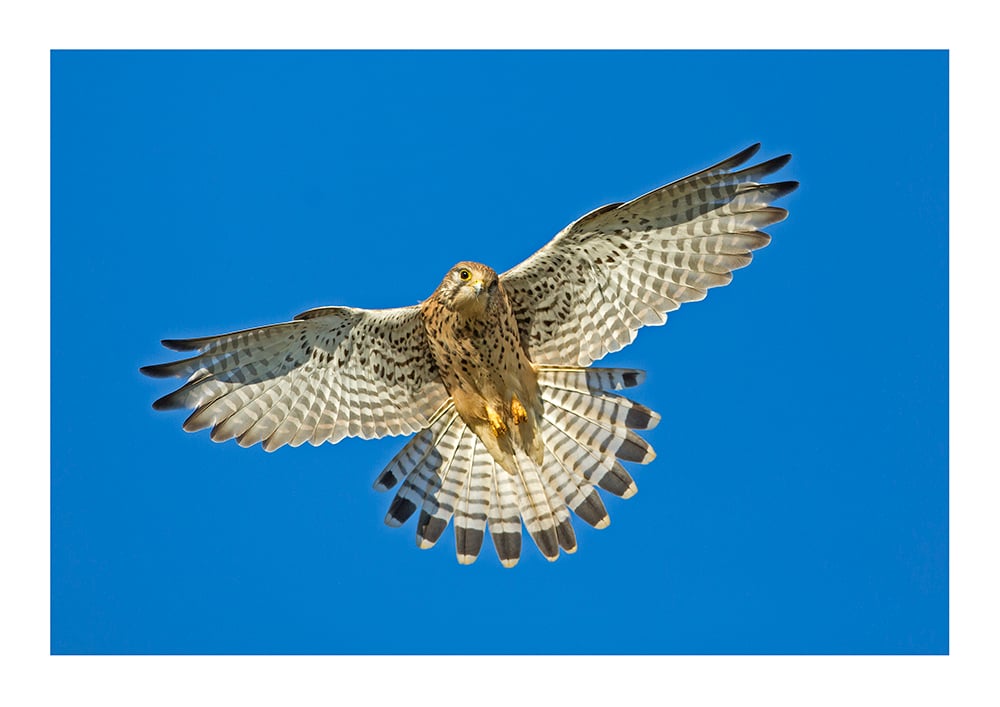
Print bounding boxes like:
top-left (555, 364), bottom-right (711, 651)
top-left (500, 144), bottom-right (798, 367)
top-left (141, 305), bottom-right (450, 451)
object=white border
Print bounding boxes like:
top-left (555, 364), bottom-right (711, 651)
top-left (4, 1), bottom-right (995, 705)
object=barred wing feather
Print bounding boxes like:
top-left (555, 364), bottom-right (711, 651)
top-left (140, 305), bottom-right (450, 451)
top-left (501, 144), bottom-right (798, 366)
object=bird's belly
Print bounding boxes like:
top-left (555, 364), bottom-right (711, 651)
top-left (449, 348), bottom-right (534, 424)
top-left (440, 343), bottom-right (542, 470)
top-left (422, 300), bottom-right (543, 469)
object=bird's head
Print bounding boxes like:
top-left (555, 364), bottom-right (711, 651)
top-left (437, 261), bottom-right (499, 318)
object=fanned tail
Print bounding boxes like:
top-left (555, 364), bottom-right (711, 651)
top-left (375, 366), bottom-right (657, 566)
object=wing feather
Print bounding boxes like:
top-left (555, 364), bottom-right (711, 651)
top-left (141, 305), bottom-right (449, 450)
top-left (501, 145), bottom-right (797, 366)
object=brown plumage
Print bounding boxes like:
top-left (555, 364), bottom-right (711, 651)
top-left (141, 144), bottom-right (798, 566)
top-left (421, 262), bottom-right (544, 475)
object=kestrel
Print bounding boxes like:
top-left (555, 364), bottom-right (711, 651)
top-left (142, 144), bottom-right (797, 567)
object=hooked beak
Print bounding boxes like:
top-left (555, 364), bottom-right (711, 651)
top-left (453, 277), bottom-right (489, 317)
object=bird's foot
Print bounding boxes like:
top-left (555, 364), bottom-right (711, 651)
top-left (486, 405), bottom-right (508, 437)
top-left (510, 396), bottom-right (528, 425)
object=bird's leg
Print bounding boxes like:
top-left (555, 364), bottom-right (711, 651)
top-left (486, 403), bottom-right (508, 437)
top-left (510, 395), bottom-right (528, 425)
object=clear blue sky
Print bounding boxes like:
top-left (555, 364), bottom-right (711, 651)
top-left (51, 50), bottom-right (947, 654)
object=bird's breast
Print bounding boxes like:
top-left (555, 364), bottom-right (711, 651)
top-left (422, 298), bottom-right (539, 418)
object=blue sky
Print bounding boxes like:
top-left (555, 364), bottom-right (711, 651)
top-left (51, 50), bottom-right (947, 654)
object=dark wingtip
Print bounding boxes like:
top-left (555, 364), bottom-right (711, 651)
top-left (294, 305), bottom-right (348, 321)
top-left (161, 338), bottom-right (201, 352)
top-left (733, 143), bottom-right (762, 164)
top-left (151, 378), bottom-right (203, 411)
top-left (711, 143), bottom-right (762, 172)
top-left (151, 393), bottom-right (179, 411)
top-left (765, 180), bottom-right (799, 200)
top-left (139, 362), bottom-right (171, 378)
top-left (755, 153), bottom-right (792, 175)
top-left (771, 152), bottom-right (792, 168)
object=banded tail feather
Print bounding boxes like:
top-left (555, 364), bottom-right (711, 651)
top-left (488, 455), bottom-right (523, 567)
top-left (455, 439), bottom-right (493, 565)
top-left (376, 366), bottom-right (657, 566)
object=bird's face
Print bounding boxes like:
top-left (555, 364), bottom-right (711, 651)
top-left (439, 261), bottom-right (499, 318)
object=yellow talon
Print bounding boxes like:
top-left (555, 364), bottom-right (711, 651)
top-left (511, 396), bottom-right (528, 425)
top-left (487, 405), bottom-right (507, 437)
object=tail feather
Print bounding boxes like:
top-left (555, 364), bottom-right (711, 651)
top-left (383, 412), bottom-right (460, 527)
top-left (600, 461), bottom-right (637, 499)
top-left (373, 407), bottom-right (456, 492)
top-left (373, 366), bottom-right (656, 565)
top-left (454, 438), bottom-right (492, 564)
top-left (488, 457), bottom-right (522, 567)
top-left (510, 450), bottom-right (561, 562)
top-left (539, 383), bottom-right (660, 431)
top-left (543, 412), bottom-right (638, 499)
top-left (543, 392), bottom-right (656, 465)
top-left (415, 424), bottom-right (473, 549)
top-left (536, 469), bottom-right (577, 553)
top-left (374, 426), bottom-right (432, 491)
top-left (538, 422), bottom-right (611, 528)
top-left (536, 366), bottom-right (645, 392)
top-left (552, 504), bottom-right (578, 553)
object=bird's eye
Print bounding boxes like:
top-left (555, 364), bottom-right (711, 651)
top-left (458, 269), bottom-right (471, 281)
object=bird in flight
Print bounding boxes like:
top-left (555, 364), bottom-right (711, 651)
top-left (142, 144), bottom-right (797, 567)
